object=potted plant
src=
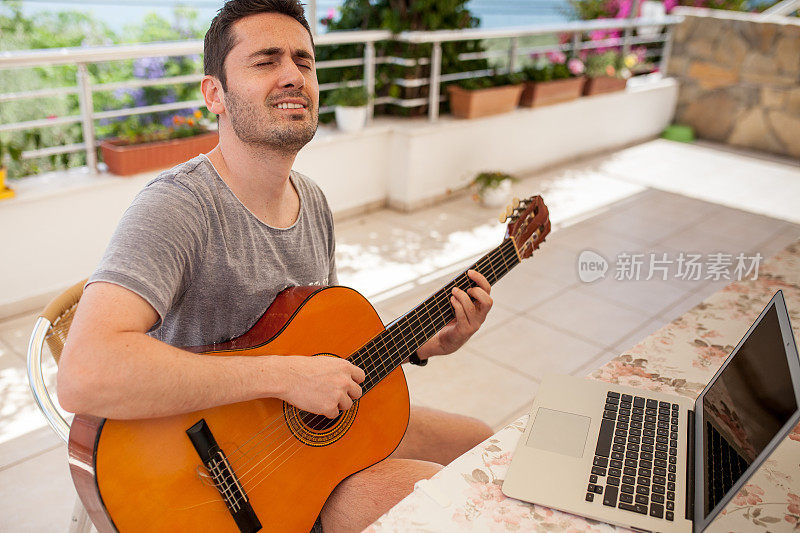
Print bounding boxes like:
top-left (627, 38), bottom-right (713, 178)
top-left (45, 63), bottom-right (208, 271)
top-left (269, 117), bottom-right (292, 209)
top-left (0, 137), bottom-right (23, 201)
top-left (520, 51), bottom-right (586, 108)
top-left (583, 51), bottom-right (641, 96)
top-left (447, 73), bottom-right (525, 119)
top-left (328, 86), bottom-right (369, 133)
top-left (471, 171), bottom-right (516, 208)
top-left (100, 109), bottom-right (218, 176)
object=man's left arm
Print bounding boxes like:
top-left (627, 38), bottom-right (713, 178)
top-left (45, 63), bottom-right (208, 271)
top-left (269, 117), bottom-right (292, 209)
top-left (415, 269), bottom-right (493, 361)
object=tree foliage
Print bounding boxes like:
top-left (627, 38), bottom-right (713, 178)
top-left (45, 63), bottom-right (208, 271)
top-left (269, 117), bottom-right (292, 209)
top-left (0, 0), bottom-right (208, 178)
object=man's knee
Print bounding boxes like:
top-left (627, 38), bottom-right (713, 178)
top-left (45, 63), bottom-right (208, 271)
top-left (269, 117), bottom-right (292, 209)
top-left (320, 458), bottom-right (442, 533)
top-left (471, 417), bottom-right (494, 444)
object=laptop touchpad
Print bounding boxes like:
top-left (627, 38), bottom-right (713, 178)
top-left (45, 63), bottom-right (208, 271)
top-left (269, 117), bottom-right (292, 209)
top-left (526, 408), bottom-right (590, 458)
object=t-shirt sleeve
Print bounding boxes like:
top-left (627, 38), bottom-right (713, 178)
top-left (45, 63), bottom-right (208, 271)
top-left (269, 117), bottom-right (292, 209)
top-left (87, 176), bottom-right (207, 325)
top-left (322, 186), bottom-right (338, 286)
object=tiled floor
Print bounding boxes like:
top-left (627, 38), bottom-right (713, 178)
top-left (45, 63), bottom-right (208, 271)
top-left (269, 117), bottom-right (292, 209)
top-left (1, 138), bottom-right (798, 530)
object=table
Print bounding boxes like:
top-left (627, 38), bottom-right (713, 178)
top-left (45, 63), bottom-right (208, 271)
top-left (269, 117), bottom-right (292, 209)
top-left (367, 241), bottom-right (800, 532)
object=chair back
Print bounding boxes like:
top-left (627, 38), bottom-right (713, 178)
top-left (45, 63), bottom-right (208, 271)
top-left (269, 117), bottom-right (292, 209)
top-left (27, 279), bottom-right (87, 443)
top-left (40, 279), bottom-right (86, 364)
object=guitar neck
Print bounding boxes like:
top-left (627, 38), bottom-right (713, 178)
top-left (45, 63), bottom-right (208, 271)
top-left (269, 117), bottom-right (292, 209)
top-left (352, 237), bottom-right (521, 394)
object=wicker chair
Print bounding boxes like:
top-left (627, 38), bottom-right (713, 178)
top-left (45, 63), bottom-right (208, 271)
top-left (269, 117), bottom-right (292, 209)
top-left (27, 278), bottom-right (92, 533)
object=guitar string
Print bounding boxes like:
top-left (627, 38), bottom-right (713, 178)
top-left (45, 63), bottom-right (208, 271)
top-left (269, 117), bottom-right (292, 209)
top-left (224, 246), bottom-right (512, 489)
top-left (199, 242), bottom-right (519, 503)
top-left (226, 240), bottom-right (514, 474)
top-left (211, 240), bottom-right (519, 501)
top-left (221, 240), bottom-right (516, 475)
top-left (202, 241), bottom-right (519, 507)
top-left (176, 239), bottom-right (518, 511)
top-left (238, 244), bottom-right (523, 495)
top-left (231, 243), bottom-right (520, 492)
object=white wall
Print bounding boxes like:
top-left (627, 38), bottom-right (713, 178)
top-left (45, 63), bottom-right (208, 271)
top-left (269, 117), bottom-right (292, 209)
top-left (0, 77), bottom-right (677, 318)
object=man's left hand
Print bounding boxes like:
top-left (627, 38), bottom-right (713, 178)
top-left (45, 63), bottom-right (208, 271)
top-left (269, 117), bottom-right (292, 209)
top-left (416, 269), bottom-right (493, 361)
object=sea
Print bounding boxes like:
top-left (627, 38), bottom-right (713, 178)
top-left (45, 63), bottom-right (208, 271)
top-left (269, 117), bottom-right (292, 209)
top-left (14, 0), bottom-right (574, 35)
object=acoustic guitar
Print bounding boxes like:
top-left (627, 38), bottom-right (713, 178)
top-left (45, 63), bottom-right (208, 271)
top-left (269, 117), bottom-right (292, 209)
top-left (68, 195), bottom-right (551, 532)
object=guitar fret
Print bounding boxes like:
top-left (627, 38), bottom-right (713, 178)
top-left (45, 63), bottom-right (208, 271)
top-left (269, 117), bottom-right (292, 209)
top-left (353, 237), bottom-right (532, 394)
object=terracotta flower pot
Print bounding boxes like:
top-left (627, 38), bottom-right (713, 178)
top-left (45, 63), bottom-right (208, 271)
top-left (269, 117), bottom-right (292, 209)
top-left (583, 76), bottom-right (627, 96)
top-left (447, 84), bottom-right (524, 119)
top-left (519, 77), bottom-right (586, 108)
top-left (100, 131), bottom-right (219, 176)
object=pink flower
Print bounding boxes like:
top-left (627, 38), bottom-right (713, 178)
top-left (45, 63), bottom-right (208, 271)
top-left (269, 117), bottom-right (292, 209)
top-left (326, 7), bottom-right (335, 19)
top-left (546, 50), bottom-right (567, 64)
top-left (747, 493), bottom-right (763, 505)
top-left (788, 422), bottom-right (800, 441)
top-left (588, 29), bottom-right (622, 53)
top-left (568, 58), bottom-right (585, 75)
top-left (633, 45), bottom-right (648, 63)
top-left (615, 0), bottom-right (634, 18)
top-left (664, 0), bottom-right (679, 12)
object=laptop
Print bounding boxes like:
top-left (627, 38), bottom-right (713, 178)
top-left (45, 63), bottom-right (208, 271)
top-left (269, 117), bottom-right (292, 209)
top-left (502, 290), bottom-right (800, 532)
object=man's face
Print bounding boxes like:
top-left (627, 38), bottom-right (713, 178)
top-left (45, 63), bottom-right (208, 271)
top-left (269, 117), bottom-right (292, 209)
top-left (221, 13), bottom-right (319, 153)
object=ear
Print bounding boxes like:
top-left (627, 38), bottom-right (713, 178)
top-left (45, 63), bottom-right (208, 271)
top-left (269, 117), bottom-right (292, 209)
top-left (201, 75), bottom-right (225, 116)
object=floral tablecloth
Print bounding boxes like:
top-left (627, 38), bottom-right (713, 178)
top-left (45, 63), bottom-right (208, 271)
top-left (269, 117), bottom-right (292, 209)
top-left (367, 241), bottom-right (800, 532)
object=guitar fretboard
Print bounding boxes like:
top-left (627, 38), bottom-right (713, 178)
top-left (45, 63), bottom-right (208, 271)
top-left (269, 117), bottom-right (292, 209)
top-left (350, 237), bottom-right (520, 394)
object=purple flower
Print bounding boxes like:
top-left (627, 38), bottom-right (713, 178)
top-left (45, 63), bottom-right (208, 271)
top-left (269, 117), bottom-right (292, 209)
top-left (161, 89), bottom-right (177, 104)
top-left (568, 58), bottom-right (585, 75)
top-left (129, 88), bottom-right (147, 108)
top-left (133, 56), bottom-right (166, 80)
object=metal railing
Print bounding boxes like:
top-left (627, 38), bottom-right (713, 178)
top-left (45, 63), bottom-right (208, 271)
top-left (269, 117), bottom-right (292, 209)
top-left (763, 0), bottom-right (800, 15)
top-left (0, 16), bottom-right (682, 174)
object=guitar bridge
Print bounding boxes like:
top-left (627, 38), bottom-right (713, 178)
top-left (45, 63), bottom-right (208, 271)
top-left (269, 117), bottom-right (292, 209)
top-left (187, 419), bottom-right (262, 533)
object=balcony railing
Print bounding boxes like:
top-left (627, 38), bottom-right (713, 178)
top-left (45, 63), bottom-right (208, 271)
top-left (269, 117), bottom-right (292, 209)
top-left (0, 15), bottom-right (682, 174)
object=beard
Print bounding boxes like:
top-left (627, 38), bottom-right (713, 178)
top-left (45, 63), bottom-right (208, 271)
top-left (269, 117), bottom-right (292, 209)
top-left (224, 88), bottom-right (318, 154)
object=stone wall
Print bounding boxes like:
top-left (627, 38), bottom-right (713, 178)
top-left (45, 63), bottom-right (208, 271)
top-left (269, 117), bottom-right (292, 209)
top-left (667, 7), bottom-right (800, 159)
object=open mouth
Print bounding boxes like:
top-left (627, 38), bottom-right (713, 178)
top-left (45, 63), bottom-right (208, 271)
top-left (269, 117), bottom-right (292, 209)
top-left (273, 102), bottom-right (308, 111)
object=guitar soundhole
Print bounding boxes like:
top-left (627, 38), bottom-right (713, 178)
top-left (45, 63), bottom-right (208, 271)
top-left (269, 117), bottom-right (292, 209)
top-left (297, 410), bottom-right (342, 431)
top-left (283, 401), bottom-right (358, 447)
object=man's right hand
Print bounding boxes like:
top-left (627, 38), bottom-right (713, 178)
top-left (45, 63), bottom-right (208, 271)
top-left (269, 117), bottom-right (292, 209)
top-left (276, 355), bottom-right (366, 419)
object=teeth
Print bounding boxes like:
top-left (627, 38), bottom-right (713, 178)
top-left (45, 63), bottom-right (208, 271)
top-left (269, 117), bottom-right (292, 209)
top-left (275, 102), bottom-right (305, 109)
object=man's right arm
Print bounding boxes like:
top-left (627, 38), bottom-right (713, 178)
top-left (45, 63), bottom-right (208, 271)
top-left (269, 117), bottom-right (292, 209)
top-left (57, 282), bottom-right (364, 420)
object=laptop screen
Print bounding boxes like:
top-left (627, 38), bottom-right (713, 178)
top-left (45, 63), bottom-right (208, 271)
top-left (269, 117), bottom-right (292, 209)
top-left (701, 302), bottom-right (798, 518)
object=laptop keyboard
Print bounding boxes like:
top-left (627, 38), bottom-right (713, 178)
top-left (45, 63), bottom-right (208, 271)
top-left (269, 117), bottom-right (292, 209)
top-left (707, 421), bottom-right (749, 510)
top-left (586, 391), bottom-right (680, 521)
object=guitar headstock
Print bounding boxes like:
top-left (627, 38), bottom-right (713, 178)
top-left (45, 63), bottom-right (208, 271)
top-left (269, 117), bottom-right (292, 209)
top-left (499, 195), bottom-right (551, 259)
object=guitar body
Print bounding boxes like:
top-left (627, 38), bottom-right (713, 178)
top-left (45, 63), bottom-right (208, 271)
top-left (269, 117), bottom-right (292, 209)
top-left (68, 286), bottom-right (410, 532)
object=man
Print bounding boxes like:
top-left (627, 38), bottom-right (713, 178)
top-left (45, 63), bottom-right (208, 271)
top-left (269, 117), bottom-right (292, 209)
top-left (58, 1), bottom-right (494, 531)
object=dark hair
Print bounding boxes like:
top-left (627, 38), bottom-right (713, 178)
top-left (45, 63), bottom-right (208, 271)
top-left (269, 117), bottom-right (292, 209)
top-left (204, 0), bottom-right (314, 92)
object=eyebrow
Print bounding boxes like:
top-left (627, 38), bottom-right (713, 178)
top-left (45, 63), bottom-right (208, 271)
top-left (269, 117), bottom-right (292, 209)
top-left (246, 47), bottom-right (314, 62)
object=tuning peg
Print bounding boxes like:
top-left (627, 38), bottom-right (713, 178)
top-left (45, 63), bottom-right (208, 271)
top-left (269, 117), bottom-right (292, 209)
top-left (511, 197), bottom-right (520, 209)
top-left (499, 203), bottom-right (515, 223)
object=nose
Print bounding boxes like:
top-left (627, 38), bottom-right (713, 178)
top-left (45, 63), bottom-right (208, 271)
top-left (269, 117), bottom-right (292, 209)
top-left (278, 59), bottom-right (305, 90)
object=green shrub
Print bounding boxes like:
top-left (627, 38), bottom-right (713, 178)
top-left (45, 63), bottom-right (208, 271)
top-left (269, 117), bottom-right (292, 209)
top-left (472, 171), bottom-right (516, 192)
top-left (456, 72), bottom-right (524, 90)
top-left (327, 86), bottom-right (369, 107)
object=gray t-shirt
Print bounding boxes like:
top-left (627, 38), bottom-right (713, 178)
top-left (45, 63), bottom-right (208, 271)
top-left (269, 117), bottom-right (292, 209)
top-left (88, 154), bottom-right (337, 348)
